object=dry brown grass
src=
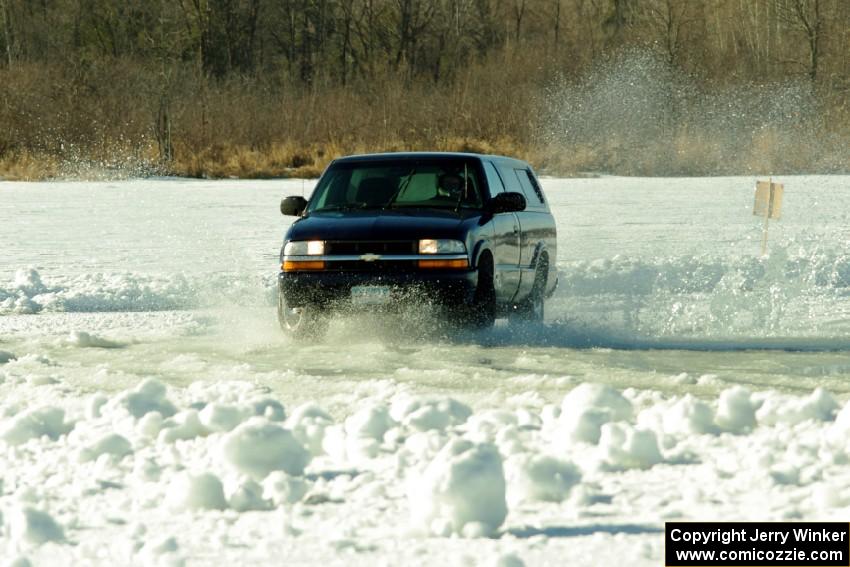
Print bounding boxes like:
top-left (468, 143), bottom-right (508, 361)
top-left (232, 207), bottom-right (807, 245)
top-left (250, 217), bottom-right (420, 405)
top-left (0, 151), bottom-right (59, 181)
top-left (2, 58), bottom-right (850, 181)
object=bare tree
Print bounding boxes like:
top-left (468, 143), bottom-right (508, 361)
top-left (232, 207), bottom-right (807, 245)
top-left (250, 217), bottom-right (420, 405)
top-left (775, 0), bottom-right (823, 81)
top-left (1, 0), bottom-right (12, 68)
top-left (574, 0), bottom-right (614, 60)
top-left (513, 0), bottom-right (526, 43)
top-left (394, 0), bottom-right (435, 74)
top-left (633, 0), bottom-right (699, 65)
top-left (553, 0), bottom-right (561, 48)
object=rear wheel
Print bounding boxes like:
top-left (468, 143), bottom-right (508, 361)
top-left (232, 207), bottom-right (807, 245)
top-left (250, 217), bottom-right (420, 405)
top-left (277, 291), bottom-right (328, 340)
top-left (512, 258), bottom-right (547, 324)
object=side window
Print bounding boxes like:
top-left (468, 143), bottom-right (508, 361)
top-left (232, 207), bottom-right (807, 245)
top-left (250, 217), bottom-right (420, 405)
top-left (515, 168), bottom-right (545, 204)
top-left (497, 164), bottom-right (523, 193)
top-left (525, 170), bottom-right (546, 204)
top-left (483, 162), bottom-right (505, 197)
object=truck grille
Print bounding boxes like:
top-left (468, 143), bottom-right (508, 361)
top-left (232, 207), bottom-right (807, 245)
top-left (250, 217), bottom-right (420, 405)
top-left (325, 260), bottom-right (418, 272)
top-left (324, 241), bottom-right (417, 255)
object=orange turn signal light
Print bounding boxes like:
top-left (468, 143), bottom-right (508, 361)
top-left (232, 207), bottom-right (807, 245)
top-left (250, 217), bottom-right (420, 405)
top-left (417, 258), bottom-right (469, 269)
top-left (282, 260), bottom-right (326, 271)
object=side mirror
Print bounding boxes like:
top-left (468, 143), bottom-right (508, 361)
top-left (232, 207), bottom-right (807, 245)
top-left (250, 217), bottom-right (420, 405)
top-left (281, 196), bottom-right (308, 216)
top-left (490, 191), bottom-right (526, 214)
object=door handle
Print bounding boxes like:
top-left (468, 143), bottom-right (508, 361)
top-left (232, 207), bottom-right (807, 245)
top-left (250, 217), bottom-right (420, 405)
top-left (512, 225), bottom-right (519, 233)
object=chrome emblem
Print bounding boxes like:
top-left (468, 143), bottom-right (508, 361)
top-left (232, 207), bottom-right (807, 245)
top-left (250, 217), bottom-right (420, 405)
top-left (360, 253), bottom-right (381, 262)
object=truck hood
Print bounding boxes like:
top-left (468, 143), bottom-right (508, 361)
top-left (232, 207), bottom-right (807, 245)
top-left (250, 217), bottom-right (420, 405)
top-left (285, 209), bottom-right (474, 242)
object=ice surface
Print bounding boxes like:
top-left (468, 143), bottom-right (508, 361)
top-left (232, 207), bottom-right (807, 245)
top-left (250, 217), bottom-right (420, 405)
top-left (3, 176), bottom-right (850, 564)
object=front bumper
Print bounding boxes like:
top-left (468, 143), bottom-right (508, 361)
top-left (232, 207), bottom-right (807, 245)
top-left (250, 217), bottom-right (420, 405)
top-left (278, 269), bottom-right (478, 309)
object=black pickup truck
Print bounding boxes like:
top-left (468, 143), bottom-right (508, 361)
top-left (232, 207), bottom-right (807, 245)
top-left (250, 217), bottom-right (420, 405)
top-left (278, 152), bottom-right (557, 338)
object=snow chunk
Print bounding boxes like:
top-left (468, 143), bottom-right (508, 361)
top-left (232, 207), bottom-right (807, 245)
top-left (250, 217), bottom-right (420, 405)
top-left (86, 394), bottom-right (108, 419)
top-left (391, 396), bottom-right (472, 431)
top-left (136, 411), bottom-right (164, 439)
top-left (262, 471), bottom-right (309, 506)
top-left (158, 410), bottom-right (208, 443)
top-left (226, 478), bottom-right (271, 512)
top-left (9, 506), bottom-right (64, 546)
top-left (79, 433), bottom-right (132, 462)
top-left (598, 423), bottom-right (663, 470)
top-left (114, 379), bottom-right (176, 419)
top-left (757, 388), bottom-right (839, 426)
top-left (221, 418), bottom-right (311, 480)
top-left (329, 404), bottom-right (397, 462)
top-left (665, 395), bottom-right (718, 435)
top-left (13, 268), bottom-right (46, 296)
top-left (0, 350), bottom-right (16, 364)
top-left (166, 472), bottom-right (227, 511)
top-left (834, 402), bottom-right (850, 431)
top-left (556, 383), bottom-right (634, 444)
top-left (561, 383), bottom-right (633, 422)
top-left (408, 439), bottom-right (507, 537)
top-left (556, 407), bottom-right (611, 445)
top-left (1, 407), bottom-right (73, 445)
top-left (505, 454), bottom-right (581, 505)
top-left (285, 403), bottom-right (333, 456)
top-left (25, 374), bottom-right (58, 387)
top-left (138, 535), bottom-right (183, 565)
top-left (134, 457), bottom-right (162, 482)
top-left (199, 403), bottom-right (252, 433)
top-left (345, 404), bottom-right (395, 440)
top-left (465, 410), bottom-right (518, 444)
top-left (250, 398), bottom-right (286, 422)
top-left (492, 553), bottom-right (525, 567)
top-left (67, 330), bottom-right (124, 349)
top-left (715, 387), bottom-right (757, 433)
top-left (639, 395), bottom-right (718, 436)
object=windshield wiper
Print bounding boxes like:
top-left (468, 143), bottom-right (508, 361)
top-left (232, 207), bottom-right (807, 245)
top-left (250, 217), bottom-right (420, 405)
top-left (383, 166), bottom-right (417, 209)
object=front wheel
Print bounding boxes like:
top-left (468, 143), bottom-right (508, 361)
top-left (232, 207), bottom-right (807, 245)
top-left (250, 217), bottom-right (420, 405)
top-left (454, 253), bottom-right (496, 330)
top-left (277, 291), bottom-right (328, 340)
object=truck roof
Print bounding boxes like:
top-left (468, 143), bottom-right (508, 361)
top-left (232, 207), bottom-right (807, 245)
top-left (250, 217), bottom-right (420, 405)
top-left (332, 151), bottom-right (528, 167)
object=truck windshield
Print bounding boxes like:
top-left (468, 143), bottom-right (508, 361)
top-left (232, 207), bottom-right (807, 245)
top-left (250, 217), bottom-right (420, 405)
top-left (307, 158), bottom-right (485, 214)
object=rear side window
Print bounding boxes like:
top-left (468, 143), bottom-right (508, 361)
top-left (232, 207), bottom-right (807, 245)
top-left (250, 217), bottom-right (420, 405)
top-left (483, 162), bottom-right (505, 197)
top-left (514, 168), bottom-right (545, 204)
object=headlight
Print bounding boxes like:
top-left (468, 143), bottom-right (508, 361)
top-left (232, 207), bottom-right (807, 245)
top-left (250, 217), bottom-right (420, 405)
top-left (418, 239), bottom-right (466, 254)
top-left (284, 240), bottom-right (325, 256)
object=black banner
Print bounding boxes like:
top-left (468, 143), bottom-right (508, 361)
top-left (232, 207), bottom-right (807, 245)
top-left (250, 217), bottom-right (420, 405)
top-left (665, 522), bottom-right (850, 566)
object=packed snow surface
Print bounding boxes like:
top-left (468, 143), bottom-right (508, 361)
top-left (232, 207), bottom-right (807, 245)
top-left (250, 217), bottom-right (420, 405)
top-left (2, 176), bottom-right (850, 565)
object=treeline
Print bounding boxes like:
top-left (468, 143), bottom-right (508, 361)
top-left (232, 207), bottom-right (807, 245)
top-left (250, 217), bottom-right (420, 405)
top-left (1, 0), bottom-right (849, 179)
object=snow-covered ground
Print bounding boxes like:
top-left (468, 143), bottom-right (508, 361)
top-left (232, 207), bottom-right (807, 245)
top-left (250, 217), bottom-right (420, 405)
top-left (2, 176), bottom-right (850, 565)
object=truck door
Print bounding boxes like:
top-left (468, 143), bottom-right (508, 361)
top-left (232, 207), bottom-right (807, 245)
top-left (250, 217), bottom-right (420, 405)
top-left (498, 164), bottom-right (548, 299)
top-left (483, 161), bottom-right (521, 302)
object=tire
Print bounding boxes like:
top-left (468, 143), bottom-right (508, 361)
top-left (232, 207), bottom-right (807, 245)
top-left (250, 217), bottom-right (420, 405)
top-left (277, 290), bottom-right (328, 340)
top-left (457, 253), bottom-right (496, 330)
top-left (512, 259), bottom-right (546, 324)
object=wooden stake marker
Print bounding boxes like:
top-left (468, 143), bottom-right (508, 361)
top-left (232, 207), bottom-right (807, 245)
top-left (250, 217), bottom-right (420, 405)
top-left (753, 179), bottom-right (784, 256)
